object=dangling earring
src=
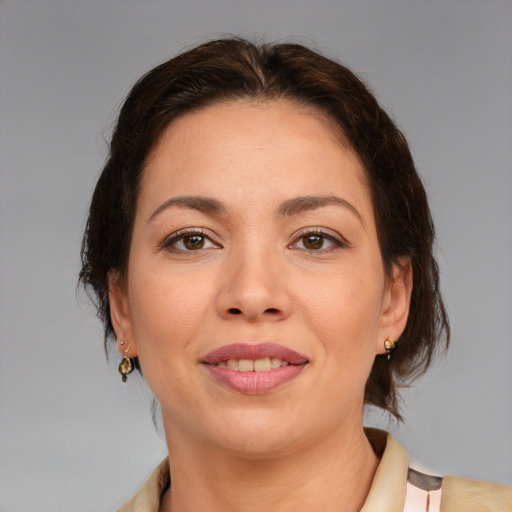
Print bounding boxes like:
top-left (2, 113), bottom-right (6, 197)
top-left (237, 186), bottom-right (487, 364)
top-left (384, 338), bottom-right (396, 361)
top-left (118, 341), bottom-right (135, 382)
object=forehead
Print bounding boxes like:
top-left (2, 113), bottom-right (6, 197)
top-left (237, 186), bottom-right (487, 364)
top-left (147, 99), bottom-right (348, 158)
top-left (139, 99), bottom-right (371, 215)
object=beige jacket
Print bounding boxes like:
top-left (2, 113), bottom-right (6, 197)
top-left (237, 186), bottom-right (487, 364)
top-left (118, 429), bottom-right (512, 511)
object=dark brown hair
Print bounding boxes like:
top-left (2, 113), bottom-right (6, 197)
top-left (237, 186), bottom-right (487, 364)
top-left (79, 38), bottom-right (449, 419)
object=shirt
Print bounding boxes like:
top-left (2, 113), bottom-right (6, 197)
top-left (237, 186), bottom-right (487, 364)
top-left (117, 429), bottom-right (512, 511)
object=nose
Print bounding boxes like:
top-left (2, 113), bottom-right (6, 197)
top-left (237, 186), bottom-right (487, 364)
top-left (215, 247), bottom-right (293, 323)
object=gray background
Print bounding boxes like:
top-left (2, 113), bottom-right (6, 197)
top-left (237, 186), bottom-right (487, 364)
top-left (0, 1), bottom-right (511, 511)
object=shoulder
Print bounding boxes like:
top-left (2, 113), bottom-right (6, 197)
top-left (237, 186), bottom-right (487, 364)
top-left (441, 475), bottom-right (512, 511)
top-left (365, 428), bottom-right (511, 512)
top-left (404, 469), bottom-right (512, 512)
top-left (117, 458), bottom-right (170, 512)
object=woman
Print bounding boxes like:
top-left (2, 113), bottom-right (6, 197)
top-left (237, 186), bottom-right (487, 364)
top-left (79, 38), bottom-right (511, 511)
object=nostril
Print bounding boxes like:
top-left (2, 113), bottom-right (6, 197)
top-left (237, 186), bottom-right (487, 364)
top-left (228, 308), bottom-right (242, 315)
top-left (265, 308), bottom-right (279, 314)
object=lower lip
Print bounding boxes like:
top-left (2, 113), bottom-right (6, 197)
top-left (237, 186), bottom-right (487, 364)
top-left (203, 364), bottom-right (306, 394)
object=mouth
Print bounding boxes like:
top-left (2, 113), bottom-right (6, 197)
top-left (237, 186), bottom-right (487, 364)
top-left (201, 343), bottom-right (309, 394)
top-left (214, 357), bottom-right (292, 371)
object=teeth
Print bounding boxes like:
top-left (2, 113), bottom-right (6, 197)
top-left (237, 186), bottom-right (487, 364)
top-left (219, 357), bottom-right (289, 371)
top-left (271, 357), bottom-right (286, 369)
top-left (238, 359), bottom-right (254, 372)
top-left (226, 359), bottom-right (239, 370)
top-left (254, 357), bottom-right (270, 371)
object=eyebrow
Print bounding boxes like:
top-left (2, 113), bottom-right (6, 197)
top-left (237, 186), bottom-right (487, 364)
top-left (148, 196), bottom-right (225, 223)
top-left (277, 195), bottom-right (363, 223)
top-left (148, 194), bottom-right (363, 224)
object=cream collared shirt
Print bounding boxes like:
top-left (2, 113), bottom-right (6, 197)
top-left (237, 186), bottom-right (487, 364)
top-left (118, 429), bottom-right (512, 512)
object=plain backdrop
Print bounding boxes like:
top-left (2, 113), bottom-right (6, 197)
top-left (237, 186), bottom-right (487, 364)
top-left (0, 1), bottom-right (511, 511)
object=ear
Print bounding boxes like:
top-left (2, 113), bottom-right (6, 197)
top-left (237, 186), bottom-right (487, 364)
top-left (107, 269), bottom-right (138, 358)
top-left (376, 257), bottom-right (413, 354)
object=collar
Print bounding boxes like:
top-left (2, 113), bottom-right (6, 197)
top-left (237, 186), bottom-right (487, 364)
top-left (117, 457), bottom-right (170, 512)
top-left (360, 428), bottom-right (409, 511)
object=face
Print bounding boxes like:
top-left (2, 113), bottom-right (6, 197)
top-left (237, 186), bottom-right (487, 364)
top-left (109, 100), bottom-right (411, 456)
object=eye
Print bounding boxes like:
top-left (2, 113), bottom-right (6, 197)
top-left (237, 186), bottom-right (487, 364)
top-left (301, 233), bottom-right (327, 250)
top-left (162, 229), bottom-right (220, 252)
top-left (289, 230), bottom-right (346, 253)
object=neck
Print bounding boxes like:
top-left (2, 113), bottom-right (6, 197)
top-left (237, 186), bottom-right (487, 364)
top-left (160, 420), bottom-right (379, 512)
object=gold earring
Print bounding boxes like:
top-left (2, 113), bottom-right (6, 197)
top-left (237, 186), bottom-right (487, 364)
top-left (118, 342), bottom-right (135, 382)
top-left (384, 338), bottom-right (396, 360)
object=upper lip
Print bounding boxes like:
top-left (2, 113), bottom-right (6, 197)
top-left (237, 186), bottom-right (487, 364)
top-left (201, 343), bottom-right (309, 365)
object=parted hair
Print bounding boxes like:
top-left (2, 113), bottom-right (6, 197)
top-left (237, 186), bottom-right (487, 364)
top-left (79, 38), bottom-right (449, 419)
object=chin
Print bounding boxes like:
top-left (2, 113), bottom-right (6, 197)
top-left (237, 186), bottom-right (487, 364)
top-left (203, 409), bottom-right (315, 459)
top-left (215, 431), bottom-right (304, 459)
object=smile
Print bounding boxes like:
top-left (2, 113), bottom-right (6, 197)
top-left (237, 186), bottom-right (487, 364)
top-left (201, 343), bottom-right (308, 394)
top-left (216, 357), bottom-right (290, 371)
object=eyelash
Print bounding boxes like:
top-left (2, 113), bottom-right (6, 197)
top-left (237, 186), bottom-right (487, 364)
top-left (289, 229), bottom-right (348, 253)
top-left (160, 229), bottom-right (220, 252)
top-left (160, 228), bottom-right (348, 254)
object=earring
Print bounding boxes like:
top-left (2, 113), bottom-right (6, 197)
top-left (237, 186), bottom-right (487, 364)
top-left (118, 342), bottom-right (135, 382)
top-left (384, 338), bottom-right (396, 361)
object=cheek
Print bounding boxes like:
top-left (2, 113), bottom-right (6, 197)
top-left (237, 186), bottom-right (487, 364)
top-left (128, 268), bottom-right (214, 359)
top-left (295, 268), bottom-right (383, 356)
top-left (126, 270), bottom-right (215, 408)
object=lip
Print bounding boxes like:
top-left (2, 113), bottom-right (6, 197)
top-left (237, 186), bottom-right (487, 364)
top-left (201, 343), bottom-right (308, 365)
top-left (201, 343), bottom-right (309, 394)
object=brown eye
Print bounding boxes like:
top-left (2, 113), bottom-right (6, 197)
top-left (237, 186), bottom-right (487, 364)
top-left (302, 234), bottom-right (324, 250)
top-left (289, 230), bottom-right (345, 253)
top-left (163, 230), bottom-right (219, 253)
top-left (183, 234), bottom-right (205, 250)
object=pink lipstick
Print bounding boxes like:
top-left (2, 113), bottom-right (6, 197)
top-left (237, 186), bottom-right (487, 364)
top-left (201, 343), bottom-right (308, 394)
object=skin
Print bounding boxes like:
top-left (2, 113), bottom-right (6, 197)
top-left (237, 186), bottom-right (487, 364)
top-left (109, 100), bottom-right (412, 512)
